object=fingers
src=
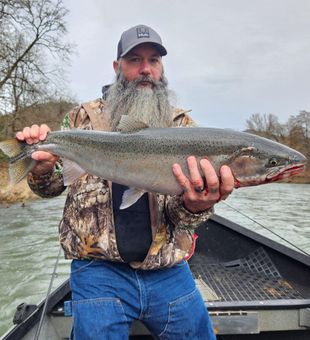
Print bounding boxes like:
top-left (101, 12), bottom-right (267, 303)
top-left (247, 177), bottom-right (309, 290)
top-left (219, 165), bottom-right (234, 200)
top-left (31, 151), bottom-right (59, 175)
top-left (172, 156), bottom-right (235, 213)
top-left (38, 124), bottom-right (50, 141)
top-left (30, 124), bottom-right (39, 143)
top-left (200, 158), bottom-right (220, 199)
top-left (187, 156), bottom-right (205, 192)
top-left (32, 151), bottom-right (56, 162)
top-left (172, 163), bottom-right (191, 193)
top-left (16, 124), bottom-right (51, 144)
top-left (200, 160), bottom-right (234, 201)
top-left (15, 124), bottom-right (56, 175)
top-left (173, 157), bottom-right (219, 212)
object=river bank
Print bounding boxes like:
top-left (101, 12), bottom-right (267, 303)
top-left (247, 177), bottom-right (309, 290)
top-left (0, 164), bottom-right (38, 204)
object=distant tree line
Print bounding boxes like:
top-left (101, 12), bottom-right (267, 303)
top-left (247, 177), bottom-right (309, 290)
top-left (0, 0), bottom-right (74, 115)
top-left (246, 110), bottom-right (310, 160)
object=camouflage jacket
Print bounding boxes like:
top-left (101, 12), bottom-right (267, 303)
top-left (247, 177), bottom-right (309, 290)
top-left (28, 99), bottom-right (213, 270)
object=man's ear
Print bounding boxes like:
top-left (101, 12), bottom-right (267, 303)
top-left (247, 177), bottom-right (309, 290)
top-left (113, 60), bottom-right (119, 73)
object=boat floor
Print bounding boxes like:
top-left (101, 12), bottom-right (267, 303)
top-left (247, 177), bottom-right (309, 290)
top-left (2, 245), bottom-right (310, 340)
top-left (189, 247), bottom-right (304, 303)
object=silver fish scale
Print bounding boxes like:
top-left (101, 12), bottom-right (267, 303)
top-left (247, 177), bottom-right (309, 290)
top-left (46, 128), bottom-right (254, 157)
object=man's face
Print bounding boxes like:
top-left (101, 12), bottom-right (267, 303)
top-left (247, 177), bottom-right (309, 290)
top-left (113, 43), bottom-right (163, 87)
top-left (107, 44), bottom-right (172, 130)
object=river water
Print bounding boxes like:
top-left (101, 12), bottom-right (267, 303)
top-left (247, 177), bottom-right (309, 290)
top-left (0, 183), bottom-right (309, 336)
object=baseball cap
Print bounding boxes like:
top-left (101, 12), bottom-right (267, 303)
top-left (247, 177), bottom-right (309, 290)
top-left (117, 25), bottom-right (167, 59)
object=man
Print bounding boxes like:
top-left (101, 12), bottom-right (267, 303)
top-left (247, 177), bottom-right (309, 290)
top-left (17, 25), bottom-right (234, 339)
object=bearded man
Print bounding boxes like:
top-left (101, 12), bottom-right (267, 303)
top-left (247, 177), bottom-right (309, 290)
top-left (17, 25), bottom-right (234, 339)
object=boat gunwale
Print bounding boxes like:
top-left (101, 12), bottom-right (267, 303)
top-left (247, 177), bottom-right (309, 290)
top-left (210, 214), bottom-right (310, 267)
top-left (0, 280), bottom-right (70, 340)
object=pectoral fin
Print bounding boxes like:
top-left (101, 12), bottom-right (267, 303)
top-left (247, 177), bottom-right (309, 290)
top-left (120, 187), bottom-right (146, 209)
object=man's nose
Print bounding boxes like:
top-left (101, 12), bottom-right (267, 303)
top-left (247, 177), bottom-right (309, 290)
top-left (139, 61), bottom-right (151, 76)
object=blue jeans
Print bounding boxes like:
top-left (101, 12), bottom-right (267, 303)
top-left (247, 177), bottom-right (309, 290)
top-left (69, 259), bottom-right (215, 340)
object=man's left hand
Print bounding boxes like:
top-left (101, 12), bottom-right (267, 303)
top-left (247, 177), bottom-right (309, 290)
top-left (172, 156), bottom-right (234, 213)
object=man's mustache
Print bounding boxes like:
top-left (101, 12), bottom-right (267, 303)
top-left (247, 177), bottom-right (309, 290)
top-left (132, 76), bottom-right (158, 88)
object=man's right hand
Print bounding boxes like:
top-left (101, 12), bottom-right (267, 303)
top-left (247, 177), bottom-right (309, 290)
top-left (16, 124), bottom-right (59, 176)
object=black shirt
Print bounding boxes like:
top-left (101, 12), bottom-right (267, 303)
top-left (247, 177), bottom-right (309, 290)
top-left (112, 183), bottom-right (152, 262)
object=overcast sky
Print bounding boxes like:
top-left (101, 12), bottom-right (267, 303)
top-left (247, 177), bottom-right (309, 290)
top-left (62, 0), bottom-right (310, 130)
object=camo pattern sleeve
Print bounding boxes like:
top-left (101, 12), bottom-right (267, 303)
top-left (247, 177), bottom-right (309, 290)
top-left (164, 109), bottom-right (214, 229)
top-left (172, 108), bottom-right (196, 128)
top-left (27, 160), bottom-right (66, 198)
top-left (68, 102), bottom-right (93, 130)
top-left (165, 195), bottom-right (213, 230)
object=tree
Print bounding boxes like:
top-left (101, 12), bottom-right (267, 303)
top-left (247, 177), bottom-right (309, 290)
top-left (246, 113), bottom-right (285, 141)
top-left (286, 111), bottom-right (310, 156)
top-left (0, 0), bottom-right (73, 114)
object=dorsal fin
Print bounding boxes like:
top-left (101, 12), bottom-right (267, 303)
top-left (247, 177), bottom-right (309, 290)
top-left (117, 115), bottom-right (149, 133)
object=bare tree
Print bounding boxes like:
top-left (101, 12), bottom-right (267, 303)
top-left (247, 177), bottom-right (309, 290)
top-left (0, 0), bottom-right (73, 113)
top-left (286, 111), bottom-right (310, 156)
top-left (246, 113), bottom-right (285, 141)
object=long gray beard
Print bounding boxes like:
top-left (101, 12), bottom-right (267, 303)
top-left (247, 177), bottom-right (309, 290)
top-left (106, 71), bottom-right (174, 131)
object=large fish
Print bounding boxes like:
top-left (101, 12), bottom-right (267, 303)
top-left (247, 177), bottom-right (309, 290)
top-left (0, 117), bottom-right (307, 208)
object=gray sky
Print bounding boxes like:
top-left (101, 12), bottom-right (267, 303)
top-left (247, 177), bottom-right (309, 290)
top-left (62, 0), bottom-right (310, 130)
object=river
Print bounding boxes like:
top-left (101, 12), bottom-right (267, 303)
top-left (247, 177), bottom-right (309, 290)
top-left (0, 183), bottom-right (309, 336)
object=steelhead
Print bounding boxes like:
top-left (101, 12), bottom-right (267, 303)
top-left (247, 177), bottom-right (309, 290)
top-left (0, 118), bottom-right (307, 208)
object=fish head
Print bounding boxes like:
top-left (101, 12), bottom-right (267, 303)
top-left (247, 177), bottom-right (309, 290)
top-left (226, 141), bottom-right (307, 188)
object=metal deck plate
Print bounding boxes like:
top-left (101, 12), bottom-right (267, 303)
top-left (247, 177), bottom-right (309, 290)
top-left (190, 247), bottom-right (303, 302)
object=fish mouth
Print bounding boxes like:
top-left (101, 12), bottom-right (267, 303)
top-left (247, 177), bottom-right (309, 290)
top-left (234, 163), bottom-right (306, 188)
top-left (266, 163), bottom-right (306, 182)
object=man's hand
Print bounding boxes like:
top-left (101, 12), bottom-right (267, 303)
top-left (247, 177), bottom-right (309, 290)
top-left (16, 124), bottom-right (59, 175)
top-left (172, 156), bottom-right (234, 213)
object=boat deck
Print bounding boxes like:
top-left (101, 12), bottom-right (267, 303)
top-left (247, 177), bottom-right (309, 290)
top-left (190, 247), bottom-right (303, 303)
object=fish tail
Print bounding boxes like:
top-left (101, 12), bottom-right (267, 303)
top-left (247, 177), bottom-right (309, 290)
top-left (0, 139), bottom-right (36, 184)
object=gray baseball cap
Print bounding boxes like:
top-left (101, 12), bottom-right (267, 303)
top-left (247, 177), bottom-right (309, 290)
top-left (117, 25), bottom-right (167, 59)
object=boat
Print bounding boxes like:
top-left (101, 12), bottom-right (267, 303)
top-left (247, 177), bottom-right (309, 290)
top-left (1, 214), bottom-right (310, 339)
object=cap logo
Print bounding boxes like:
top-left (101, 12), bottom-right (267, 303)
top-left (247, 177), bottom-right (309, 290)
top-left (136, 27), bottom-right (150, 39)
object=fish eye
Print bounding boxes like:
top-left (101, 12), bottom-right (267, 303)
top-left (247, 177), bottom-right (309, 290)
top-left (268, 157), bottom-right (278, 167)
